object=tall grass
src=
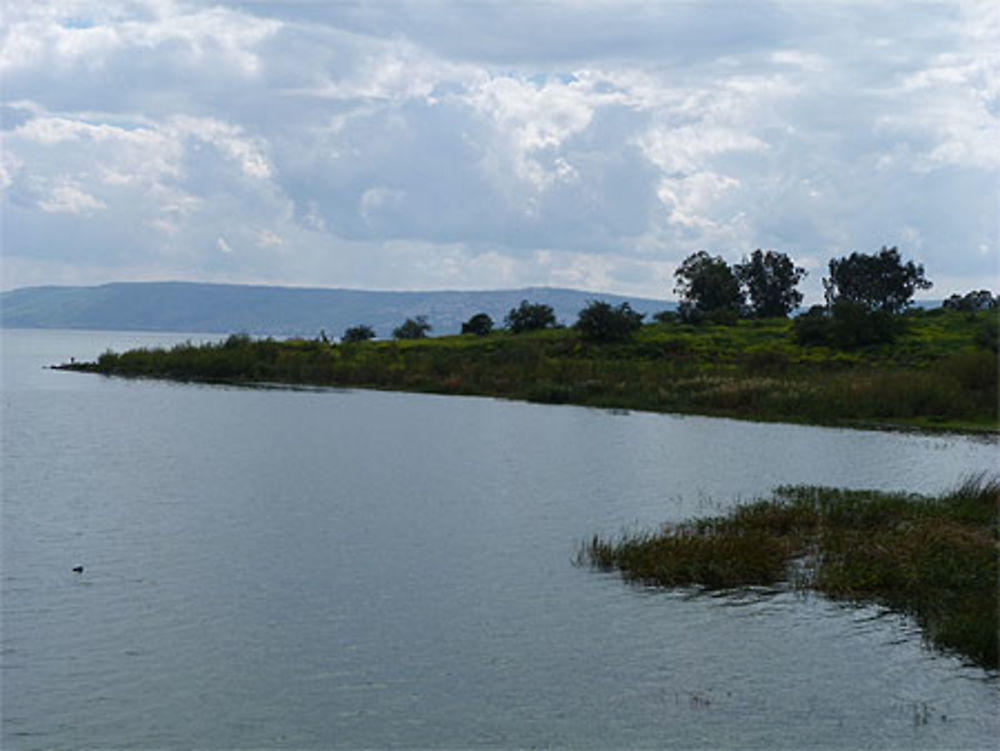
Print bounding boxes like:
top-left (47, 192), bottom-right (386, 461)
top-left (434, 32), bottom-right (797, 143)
top-left (61, 308), bottom-right (998, 431)
top-left (582, 477), bottom-right (999, 670)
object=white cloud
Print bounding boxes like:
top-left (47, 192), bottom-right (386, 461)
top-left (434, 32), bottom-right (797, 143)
top-left (37, 181), bottom-right (107, 214)
top-left (1, 1), bottom-right (280, 76)
top-left (360, 186), bottom-right (405, 223)
top-left (1, 0), bottom-right (998, 299)
top-left (770, 50), bottom-right (828, 73)
top-left (167, 116), bottom-right (272, 178)
top-left (255, 229), bottom-right (283, 248)
top-left (638, 126), bottom-right (767, 175)
top-left (656, 173), bottom-right (742, 231)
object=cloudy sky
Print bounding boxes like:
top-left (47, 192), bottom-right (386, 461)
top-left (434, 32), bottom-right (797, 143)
top-left (2, 1), bottom-right (997, 302)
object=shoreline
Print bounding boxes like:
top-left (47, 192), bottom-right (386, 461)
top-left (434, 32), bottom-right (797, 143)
top-left (53, 361), bottom-right (1000, 437)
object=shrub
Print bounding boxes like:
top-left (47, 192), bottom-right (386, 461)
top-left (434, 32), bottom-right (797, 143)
top-left (505, 300), bottom-right (557, 334)
top-left (793, 306), bottom-right (832, 346)
top-left (575, 300), bottom-right (645, 342)
top-left (794, 301), bottom-right (898, 348)
top-left (392, 316), bottom-right (432, 340)
top-left (943, 290), bottom-right (996, 312)
top-left (828, 299), bottom-right (898, 347)
top-left (342, 324), bottom-right (375, 343)
top-left (223, 333), bottom-right (252, 348)
top-left (461, 313), bottom-right (494, 336)
top-left (976, 313), bottom-right (998, 352)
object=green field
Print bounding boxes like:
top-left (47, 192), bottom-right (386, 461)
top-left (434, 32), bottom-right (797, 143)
top-left (62, 307), bottom-right (998, 432)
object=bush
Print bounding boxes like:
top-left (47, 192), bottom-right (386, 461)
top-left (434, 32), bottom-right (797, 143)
top-left (505, 300), bottom-right (557, 333)
top-left (342, 324), bottom-right (375, 343)
top-left (976, 313), bottom-right (998, 353)
top-left (461, 313), bottom-right (494, 336)
top-left (794, 301), bottom-right (898, 348)
top-left (793, 305), bottom-right (831, 346)
top-left (575, 300), bottom-right (645, 342)
top-left (392, 316), bottom-right (432, 340)
top-left (703, 308), bottom-right (740, 327)
top-left (828, 299), bottom-right (898, 347)
top-left (223, 333), bottom-right (253, 348)
top-left (943, 290), bottom-right (996, 312)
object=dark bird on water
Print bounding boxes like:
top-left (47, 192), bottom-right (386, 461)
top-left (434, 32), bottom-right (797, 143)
top-left (72, 565), bottom-right (84, 573)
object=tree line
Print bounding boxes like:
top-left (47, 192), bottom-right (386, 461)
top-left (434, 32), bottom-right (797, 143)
top-left (339, 246), bottom-right (994, 349)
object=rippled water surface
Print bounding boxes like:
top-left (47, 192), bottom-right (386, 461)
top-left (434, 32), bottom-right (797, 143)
top-left (3, 329), bottom-right (998, 749)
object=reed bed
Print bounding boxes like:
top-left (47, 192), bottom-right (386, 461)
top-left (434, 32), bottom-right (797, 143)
top-left (583, 477), bottom-right (999, 670)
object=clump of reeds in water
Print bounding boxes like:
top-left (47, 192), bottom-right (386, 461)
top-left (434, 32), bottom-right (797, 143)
top-left (583, 475), bottom-right (999, 670)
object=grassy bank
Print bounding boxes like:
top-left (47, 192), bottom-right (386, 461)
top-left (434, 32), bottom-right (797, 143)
top-left (59, 307), bottom-right (998, 431)
top-left (583, 477), bottom-right (999, 670)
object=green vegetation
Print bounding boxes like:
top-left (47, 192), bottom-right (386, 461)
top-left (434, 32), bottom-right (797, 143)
top-left (581, 477), bottom-right (999, 670)
top-left (944, 289), bottom-right (997, 313)
top-left (825, 246), bottom-right (932, 315)
top-left (674, 250), bottom-right (745, 324)
top-left (392, 315), bottom-right (431, 340)
top-left (505, 300), bottom-right (558, 333)
top-left (735, 249), bottom-right (806, 318)
top-left (461, 312), bottom-right (494, 336)
top-left (793, 246), bottom-right (937, 348)
top-left (575, 300), bottom-right (645, 343)
top-left (342, 324), bottom-right (375, 343)
top-left (61, 307), bottom-right (999, 432)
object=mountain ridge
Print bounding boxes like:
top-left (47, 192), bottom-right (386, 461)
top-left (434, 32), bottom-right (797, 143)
top-left (1, 281), bottom-right (671, 337)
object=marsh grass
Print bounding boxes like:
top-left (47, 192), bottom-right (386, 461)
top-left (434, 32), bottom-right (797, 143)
top-left (583, 477), bottom-right (999, 669)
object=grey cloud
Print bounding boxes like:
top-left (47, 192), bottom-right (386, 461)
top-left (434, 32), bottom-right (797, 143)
top-left (227, 0), bottom-right (795, 66)
top-left (2, 0), bottom-right (997, 298)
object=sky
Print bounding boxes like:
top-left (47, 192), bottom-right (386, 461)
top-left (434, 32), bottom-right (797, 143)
top-left (1, 0), bottom-right (998, 303)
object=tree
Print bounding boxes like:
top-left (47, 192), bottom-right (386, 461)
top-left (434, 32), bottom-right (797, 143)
top-left (575, 300), bottom-right (645, 343)
top-left (673, 251), bottom-right (744, 323)
top-left (734, 249), bottom-right (806, 318)
top-left (461, 313), bottom-right (494, 336)
top-left (943, 290), bottom-right (996, 312)
top-left (824, 246), bottom-right (932, 314)
top-left (392, 315), bottom-right (431, 340)
top-left (505, 300), bottom-right (557, 333)
top-left (342, 324), bottom-right (375, 343)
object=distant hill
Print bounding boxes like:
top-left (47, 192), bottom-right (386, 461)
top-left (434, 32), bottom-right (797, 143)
top-left (0, 282), bottom-right (672, 338)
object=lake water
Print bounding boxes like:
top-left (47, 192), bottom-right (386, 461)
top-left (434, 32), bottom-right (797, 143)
top-left (2, 328), bottom-right (998, 749)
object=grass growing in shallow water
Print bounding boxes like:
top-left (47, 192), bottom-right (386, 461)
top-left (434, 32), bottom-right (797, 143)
top-left (584, 477), bottom-right (999, 670)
